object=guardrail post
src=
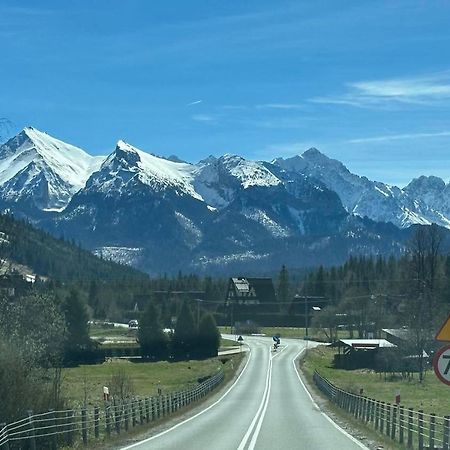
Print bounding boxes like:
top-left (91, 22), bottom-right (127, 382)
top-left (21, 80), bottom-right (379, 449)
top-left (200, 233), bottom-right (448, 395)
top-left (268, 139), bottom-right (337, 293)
top-left (94, 406), bottom-right (99, 439)
top-left (399, 405), bottom-right (404, 444)
top-left (1, 423), bottom-right (10, 450)
top-left (444, 415), bottom-right (450, 450)
top-left (429, 413), bottom-right (435, 450)
top-left (81, 408), bottom-right (87, 446)
top-left (391, 404), bottom-right (397, 440)
top-left (418, 410), bottom-right (424, 450)
top-left (27, 410), bottom-right (36, 450)
top-left (407, 408), bottom-right (413, 448)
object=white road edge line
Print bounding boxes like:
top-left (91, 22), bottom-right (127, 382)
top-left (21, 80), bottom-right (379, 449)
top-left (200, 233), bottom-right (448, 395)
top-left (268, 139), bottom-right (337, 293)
top-left (292, 348), bottom-right (370, 450)
top-left (120, 345), bottom-right (253, 450)
top-left (237, 347), bottom-right (272, 450)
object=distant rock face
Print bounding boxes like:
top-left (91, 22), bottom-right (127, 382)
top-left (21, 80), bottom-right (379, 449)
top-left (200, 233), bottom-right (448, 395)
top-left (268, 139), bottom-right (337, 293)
top-left (274, 150), bottom-right (450, 229)
top-left (0, 127), bottom-right (448, 274)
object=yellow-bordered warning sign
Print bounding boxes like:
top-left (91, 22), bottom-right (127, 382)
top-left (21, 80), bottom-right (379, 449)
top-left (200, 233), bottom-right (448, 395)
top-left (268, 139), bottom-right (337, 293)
top-left (436, 313), bottom-right (450, 342)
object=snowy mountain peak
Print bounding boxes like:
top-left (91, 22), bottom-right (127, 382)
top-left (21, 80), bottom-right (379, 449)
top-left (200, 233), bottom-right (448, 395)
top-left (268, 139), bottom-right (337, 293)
top-left (0, 127), bottom-right (104, 210)
top-left (405, 175), bottom-right (446, 193)
top-left (91, 140), bottom-right (202, 200)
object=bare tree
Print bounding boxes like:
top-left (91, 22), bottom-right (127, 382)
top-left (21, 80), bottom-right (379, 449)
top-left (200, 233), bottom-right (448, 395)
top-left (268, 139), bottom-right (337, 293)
top-left (408, 224), bottom-right (445, 382)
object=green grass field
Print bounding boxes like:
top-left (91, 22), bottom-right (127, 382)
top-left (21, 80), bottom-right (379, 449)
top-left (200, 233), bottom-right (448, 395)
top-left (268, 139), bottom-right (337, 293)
top-left (302, 345), bottom-right (449, 417)
top-left (62, 354), bottom-right (241, 408)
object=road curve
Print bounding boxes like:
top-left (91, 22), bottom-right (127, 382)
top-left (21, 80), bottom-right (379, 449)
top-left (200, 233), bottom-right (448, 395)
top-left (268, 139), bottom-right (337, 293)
top-left (120, 336), bottom-right (368, 450)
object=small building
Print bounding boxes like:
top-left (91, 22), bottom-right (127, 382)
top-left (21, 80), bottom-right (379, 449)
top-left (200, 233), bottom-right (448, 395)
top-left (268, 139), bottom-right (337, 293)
top-left (333, 338), bottom-right (397, 369)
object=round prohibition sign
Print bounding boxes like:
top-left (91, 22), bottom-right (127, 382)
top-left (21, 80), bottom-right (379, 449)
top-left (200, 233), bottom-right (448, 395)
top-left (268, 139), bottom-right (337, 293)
top-left (433, 345), bottom-right (450, 386)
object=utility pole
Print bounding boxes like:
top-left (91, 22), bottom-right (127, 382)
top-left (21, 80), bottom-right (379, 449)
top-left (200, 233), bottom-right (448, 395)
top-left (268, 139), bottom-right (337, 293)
top-left (296, 295), bottom-right (326, 340)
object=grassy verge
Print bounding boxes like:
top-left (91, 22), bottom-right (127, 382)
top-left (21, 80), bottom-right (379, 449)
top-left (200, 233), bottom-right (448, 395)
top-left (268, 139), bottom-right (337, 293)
top-left (302, 345), bottom-right (447, 417)
top-left (62, 355), bottom-right (241, 408)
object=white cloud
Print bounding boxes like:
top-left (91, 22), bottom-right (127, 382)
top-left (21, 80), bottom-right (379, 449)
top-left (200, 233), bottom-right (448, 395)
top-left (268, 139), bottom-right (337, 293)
top-left (347, 130), bottom-right (450, 144)
top-left (311, 71), bottom-right (450, 107)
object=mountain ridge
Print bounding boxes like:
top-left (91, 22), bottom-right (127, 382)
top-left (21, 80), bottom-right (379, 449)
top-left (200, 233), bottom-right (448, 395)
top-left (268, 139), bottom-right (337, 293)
top-left (1, 127), bottom-right (449, 274)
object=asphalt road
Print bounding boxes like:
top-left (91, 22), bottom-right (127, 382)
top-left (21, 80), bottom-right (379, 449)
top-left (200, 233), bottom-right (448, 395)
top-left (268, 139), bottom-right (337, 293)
top-left (121, 336), bottom-right (368, 450)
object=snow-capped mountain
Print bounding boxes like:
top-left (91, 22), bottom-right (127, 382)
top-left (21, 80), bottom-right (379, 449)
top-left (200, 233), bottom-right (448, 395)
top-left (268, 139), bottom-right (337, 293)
top-left (1, 127), bottom-right (448, 274)
top-left (0, 127), bottom-right (103, 212)
top-left (274, 149), bottom-right (450, 229)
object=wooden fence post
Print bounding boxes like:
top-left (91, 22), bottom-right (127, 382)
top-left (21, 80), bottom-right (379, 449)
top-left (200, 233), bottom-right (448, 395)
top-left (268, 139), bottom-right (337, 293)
top-left (27, 410), bottom-right (36, 450)
top-left (375, 400), bottom-right (380, 430)
top-left (124, 400), bottom-right (129, 432)
top-left (81, 408), bottom-right (87, 446)
top-left (115, 400), bottom-right (121, 434)
top-left (380, 402), bottom-right (385, 433)
top-left (139, 399), bottom-right (144, 425)
top-left (429, 413), bottom-right (435, 450)
top-left (66, 410), bottom-right (74, 447)
top-left (444, 415), bottom-right (450, 450)
top-left (386, 403), bottom-right (391, 437)
top-left (151, 397), bottom-right (156, 421)
top-left (132, 400), bottom-right (137, 427)
top-left (49, 409), bottom-right (57, 450)
top-left (391, 404), bottom-right (397, 440)
top-left (94, 406), bottom-right (99, 439)
top-left (418, 410), bottom-right (424, 450)
top-left (399, 405), bottom-right (404, 444)
top-left (106, 404), bottom-right (111, 437)
top-left (145, 398), bottom-right (150, 423)
top-left (407, 408), bottom-right (413, 448)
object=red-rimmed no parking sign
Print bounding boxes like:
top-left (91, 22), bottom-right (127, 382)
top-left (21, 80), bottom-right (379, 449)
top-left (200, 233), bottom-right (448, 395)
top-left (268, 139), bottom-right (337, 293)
top-left (433, 345), bottom-right (450, 386)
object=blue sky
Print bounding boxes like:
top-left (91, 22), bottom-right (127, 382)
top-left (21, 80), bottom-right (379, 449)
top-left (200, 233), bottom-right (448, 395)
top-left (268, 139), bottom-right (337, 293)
top-left (1, 0), bottom-right (450, 186)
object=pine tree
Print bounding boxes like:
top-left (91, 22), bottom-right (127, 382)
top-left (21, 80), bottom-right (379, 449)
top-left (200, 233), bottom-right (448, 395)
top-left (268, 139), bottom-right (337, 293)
top-left (138, 302), bottom-right (168, 360)
top-left (197, 313), bottom-right (220, 358)
top-left (172, 301), bottom-right (197, 360)
top-left (63, 288), bottom-right (91, 364)
top-left (277, 265), bottom-right (290, 311)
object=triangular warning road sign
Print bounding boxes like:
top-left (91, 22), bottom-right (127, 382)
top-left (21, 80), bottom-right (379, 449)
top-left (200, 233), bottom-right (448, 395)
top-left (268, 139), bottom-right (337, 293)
top-left (436, 313), bottom-right (450, 342)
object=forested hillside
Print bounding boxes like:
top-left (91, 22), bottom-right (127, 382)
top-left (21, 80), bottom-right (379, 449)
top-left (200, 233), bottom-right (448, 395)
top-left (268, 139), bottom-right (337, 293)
top-left (0, 213), bottom-right (145, 282)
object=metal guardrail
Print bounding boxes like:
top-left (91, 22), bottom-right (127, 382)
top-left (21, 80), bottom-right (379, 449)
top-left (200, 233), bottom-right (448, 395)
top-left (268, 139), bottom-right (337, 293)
top-left (313, 370), bottom-right (450, 450)
top-left (0, 369), bottom-right (224, 449)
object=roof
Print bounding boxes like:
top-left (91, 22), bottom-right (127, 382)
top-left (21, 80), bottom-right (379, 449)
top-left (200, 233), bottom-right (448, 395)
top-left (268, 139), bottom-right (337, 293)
top-left (382, 328), bottom-right (410, 340)
top-left (339, 339), bottom-right (397, 350)
top-left (232, 278), bottom-right (250, 293)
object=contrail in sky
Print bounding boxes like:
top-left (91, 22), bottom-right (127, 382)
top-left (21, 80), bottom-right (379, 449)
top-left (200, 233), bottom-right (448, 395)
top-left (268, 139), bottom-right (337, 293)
top-left (187, 100), bottom-right (203, 106)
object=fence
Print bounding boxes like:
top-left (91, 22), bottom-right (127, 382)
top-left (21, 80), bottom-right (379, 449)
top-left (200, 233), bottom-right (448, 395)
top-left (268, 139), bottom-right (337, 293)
top-left (313, 370), bottom-right (450, 450)
top-left (0, 369), bottom-right (224, 449)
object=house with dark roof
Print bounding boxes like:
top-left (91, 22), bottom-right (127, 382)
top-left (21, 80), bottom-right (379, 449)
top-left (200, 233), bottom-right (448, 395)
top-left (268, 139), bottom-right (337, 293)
top-left (224, 277), bottom-right (278, 327)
